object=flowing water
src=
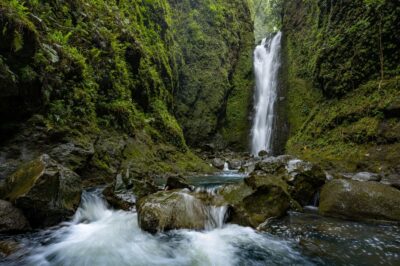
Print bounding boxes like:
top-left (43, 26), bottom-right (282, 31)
top-left (251, 32), bottom-right (282, 156)
top-left (1, 171), bottom-right (399, 266)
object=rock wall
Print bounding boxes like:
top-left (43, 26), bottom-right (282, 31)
top-left (0, 0), bottom-right (256, 188)
top-left (170, 0), bottom-right (254, 150)
top-left (282, 0), bottom-right (400, 173)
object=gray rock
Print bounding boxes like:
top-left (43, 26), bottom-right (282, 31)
top-left (319, 179), bottom-right (400, 222)
top-left (211, 158), bottom-right (225, 170)
top-left (0, 200), bottom-right (30, 233)
top-left (138, 189), bottom-right (225, 233)
top-left (165, 175), bottom-right (191, 190)
top-left (228, 159), bottom-right (242, 170)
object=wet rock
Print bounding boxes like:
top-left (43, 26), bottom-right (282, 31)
top-left (138, 190), bottom-right (217, 233)
top-left (165, 175), bottom-right (191, 190)
top-left (258, 150), bottom-right (268, 157)
top-left (319, 179), bottom-right (400, 222)
top-left (211, 158), bottom-right (225, 170)
top-left (352, 172), bottom-right (381, 182)
top-left (220, 176), bottom-right (291, 228)
top-left (0, 154), bottom-right (82, 227)
top-left (0, 200), bottom-right (30, 233)
top-left (380, 174), bottom-right (400, 189)
top-left (228, 159), bottom-right (242, 170)
top-left (0, 240), bottom-right (20, 257)
top-left (131, 177), bottom-right (160, 199)
top-left (102, 168), bottom-right (135, 211)
top-left (253, 156), bottom-right (325, 206)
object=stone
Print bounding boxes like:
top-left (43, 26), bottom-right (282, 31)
top-left (258, 150), bottom-right (268, 157)
top-left (228, 159), bottom-right (242, 170)
top-left (220, 176), bottom-right (291, 228)
top-left (211, 158), bottom-right (225, 170)
top-left (0, 200), bottom-right (30, 233)
top-left (138, 190), bottom-right (212, 233)
top-left (165, 175), bottom-right (191, 190)
top-left (0, 154), bottom-right (82, 227)
top-left (319, 179), bottom-right (400, 222)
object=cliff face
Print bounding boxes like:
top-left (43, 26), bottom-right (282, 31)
top-left (0, 0), bottom-right (255, 183)
top-left (282, 0), bottom-right (400, 172)
top-left (170, 0), bottom-right (254, 150)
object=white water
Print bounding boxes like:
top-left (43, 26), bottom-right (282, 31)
top-left (223, 162), bottom-right (229, 171)
top-left (22, 191), bottom-right (309, 266)
top-left (251, 31), bottom-right (282, 156)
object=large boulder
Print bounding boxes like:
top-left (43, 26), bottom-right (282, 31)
top-left (0, 154), bottom-right (82, 227)
top-left (319, 179), bottom-right (400, 222)
top-left (255, 157), bottom-right (326, 205)
top-left (211, 158), bottom-right (225, 170)
top-left (0, 200), bottom-right (30, 233)
top-left (220, 175), bottom-right (291, 228)
top-left (137, 189), bottom-right (226, 233)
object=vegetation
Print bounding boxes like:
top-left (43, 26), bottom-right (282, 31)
top-left (282, 0), bottom-right (400, 172)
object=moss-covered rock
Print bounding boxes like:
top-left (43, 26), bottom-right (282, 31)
top-left (319, 179), bottom-right (400, 223)
top-left (0, 154), bottom-right (82, 227)
top-left (137, 189), bottom-right (225, 233)
top-left (220, 178), bottom-right (291, 228)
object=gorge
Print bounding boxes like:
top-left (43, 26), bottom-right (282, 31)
top-left (1, 0), bottom-right (400, 265)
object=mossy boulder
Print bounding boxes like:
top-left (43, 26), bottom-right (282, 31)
top-left (254, 156), bottom-right (326, 205)
top-left (319, 179), bottom-right (400, 223)
top-left (0, 199), bottom-right (30, 233)
top-left (220, 176), bottom-right (291, 228)
top-left (137, 189), bottom-right (219, 233)
top-left (0, 154), bottom-right (82, 227)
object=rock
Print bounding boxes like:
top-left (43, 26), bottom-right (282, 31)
top-left (254, 156), bottom-right (325, 206)
top-left (0, 240), bottom-right (20, 257)
top-left (165, 175), bottom-right (191, 190)
top-left (102, 184), bottom-right (135, 211)
top-left (131, 177), bottom-right (160, 199)
top-left (319, 179), bottom-right (400, 222)
top-left (220, 175), bottom-right (291, 228)
top-left (0, 154), bottom-right (82, 227)
top-left (352, 172), bottom-right (381, 182)
top-left (258, 150), bottom-right (268, 157)
top-left (211, 158), bottom-right (225, 170)
top-left (380, 174), bottom-right (400, 189)
top-left (228, 159), bottom-right (242, 170)
top-left (137, 190), bottom-right (219, 233)
top-left (0, 200), bottom-right (30, 233)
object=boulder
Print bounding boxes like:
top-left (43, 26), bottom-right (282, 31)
top-left (319, 179), bottom-right (400, 222)
top-left (258, 150), bottom-right (268, 157)
top-left (220, 175), bottom-right (291, 228)
top-left (228, 159), bottom-right (242, 170)
top-left (137, 189), bottom-right (224, 233)
top-left (0, 154), bottom-right (82, 227)
top-left (0, 200), bottom-right (30, 233)
top-left (254, 157), bottom-right (326, 206)
top-left (211, 158), bottom-right (225, 170)
top-left (165, 175), bottom-right (191, 190)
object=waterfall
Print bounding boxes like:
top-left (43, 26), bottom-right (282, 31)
top-left (251, 31), bottom-right (282, 156)
top-left (223, 162), bottom-right (229, 171)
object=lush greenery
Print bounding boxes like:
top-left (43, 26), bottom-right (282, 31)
top-left (171, 0), bottom-right (254, 150)
top-left (282, 0), bottom-right (400, 172)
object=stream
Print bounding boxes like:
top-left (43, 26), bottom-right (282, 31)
top-left (1, 170), bottom-right (399, 266)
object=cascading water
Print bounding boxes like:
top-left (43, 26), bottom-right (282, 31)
top-left (251, 31), bottom-right (282, 156)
